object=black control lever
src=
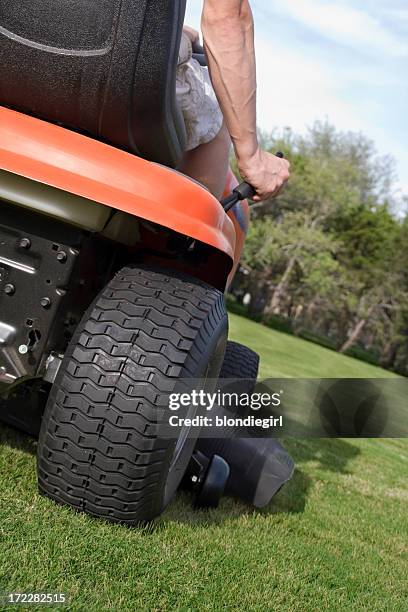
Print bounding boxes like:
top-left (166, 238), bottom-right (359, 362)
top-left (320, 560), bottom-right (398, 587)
top-left (221, 152), bottom-right (285, 213)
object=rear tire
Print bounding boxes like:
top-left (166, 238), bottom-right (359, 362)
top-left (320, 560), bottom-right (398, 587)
top-left (219, 340), bottom-right (259, 383)
top-left (37, 265), bottom-right (227, 525)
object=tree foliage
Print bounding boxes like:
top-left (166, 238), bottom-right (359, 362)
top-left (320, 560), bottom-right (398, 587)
top-left (232, 121), bottom-right (408, 374)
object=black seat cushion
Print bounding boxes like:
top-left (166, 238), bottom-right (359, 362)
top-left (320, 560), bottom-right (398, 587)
top-left (0, 0), bottom-right (187, 167)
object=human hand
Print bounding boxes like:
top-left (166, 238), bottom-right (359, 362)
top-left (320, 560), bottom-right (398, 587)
top-left (238, 148), bottom-right (291, 202)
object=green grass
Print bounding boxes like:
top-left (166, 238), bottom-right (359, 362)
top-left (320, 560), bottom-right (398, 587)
top-left (0, 314), bottom-right (407, 611)
top-left (228, 314), bottom-right (398, 379)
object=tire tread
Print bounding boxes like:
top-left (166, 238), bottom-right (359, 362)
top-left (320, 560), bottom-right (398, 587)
top-left (37, 266), bottom-right (227, 524)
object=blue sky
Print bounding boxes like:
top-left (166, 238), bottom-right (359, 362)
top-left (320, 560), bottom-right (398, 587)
top-left (185, 0), bottom-right (408, 203)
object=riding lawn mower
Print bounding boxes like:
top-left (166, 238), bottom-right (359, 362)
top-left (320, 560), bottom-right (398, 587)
top-left (0, 0), bottom-right (293, 524)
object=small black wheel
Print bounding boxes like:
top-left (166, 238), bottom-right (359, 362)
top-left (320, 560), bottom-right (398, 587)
top-left (194, 454), bottom-right (230, 509)
top-left (37, 265), bottom-right (228, 525)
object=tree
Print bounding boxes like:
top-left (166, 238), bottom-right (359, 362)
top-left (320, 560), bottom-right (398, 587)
top-left (232, 121), bottom-right (407, 372)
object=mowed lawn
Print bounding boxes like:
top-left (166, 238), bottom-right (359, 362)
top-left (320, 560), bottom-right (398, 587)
top-left (0, 313), bottom-right (407, 611)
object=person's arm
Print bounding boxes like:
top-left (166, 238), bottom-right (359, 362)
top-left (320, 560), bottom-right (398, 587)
top-left (201, 0), bottom-right (290, 201)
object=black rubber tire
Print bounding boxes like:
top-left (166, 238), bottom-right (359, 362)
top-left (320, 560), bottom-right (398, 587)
top-left (37, 265), bottom-right (228, 525)
top-left (195, 340), bottom-right (259, 465)
top-left (219, 340), bottom-right (259, 382)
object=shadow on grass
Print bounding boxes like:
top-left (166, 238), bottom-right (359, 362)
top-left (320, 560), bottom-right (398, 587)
top-left (156, 437), bottom-right (361, 529)
top-left (0, 422), bottom-right (37, 456)
top-left (0, 421), bottom-right (361, 528)
top-left (284, 437), bottom-right (361, 474)
top-left (155, 466), bottom-right (312, 531)
top-left (264, 438), bottom-right (361, 517)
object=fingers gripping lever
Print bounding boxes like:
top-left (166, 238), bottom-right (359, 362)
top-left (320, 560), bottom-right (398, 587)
top-left (221, 152), bottom-right (284, 213)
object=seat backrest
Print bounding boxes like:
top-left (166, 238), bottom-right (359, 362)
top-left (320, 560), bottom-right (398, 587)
top-left (0, 0), bottom-right (187, 167)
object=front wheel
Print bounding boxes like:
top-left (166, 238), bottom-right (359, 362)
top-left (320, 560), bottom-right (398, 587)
top-left (37, 265), bottom-right (228, 525)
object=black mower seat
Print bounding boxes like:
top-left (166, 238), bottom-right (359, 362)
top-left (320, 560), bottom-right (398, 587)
top-left (0, 0), bottom-right (187, 168)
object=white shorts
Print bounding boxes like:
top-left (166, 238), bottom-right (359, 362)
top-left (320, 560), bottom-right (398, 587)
top-left (176, 33), bottom-right (224, 151)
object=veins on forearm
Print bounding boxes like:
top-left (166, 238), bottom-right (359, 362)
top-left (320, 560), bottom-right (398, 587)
top-left (201, 0), bottom-right (258, 158)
